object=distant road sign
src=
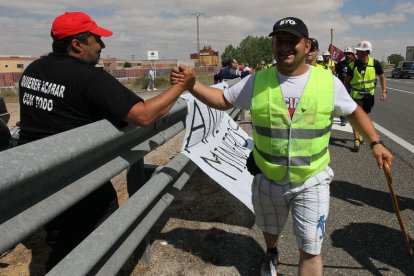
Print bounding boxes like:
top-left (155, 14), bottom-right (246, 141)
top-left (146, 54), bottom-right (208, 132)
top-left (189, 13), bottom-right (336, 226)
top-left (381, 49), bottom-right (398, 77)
top-left (147, 51), bottom-right (159, 60)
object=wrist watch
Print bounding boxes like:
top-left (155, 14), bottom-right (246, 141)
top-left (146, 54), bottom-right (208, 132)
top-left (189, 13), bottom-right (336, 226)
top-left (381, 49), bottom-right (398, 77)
top-left (382, 90), bottom-right (387, 93)
top-left (370, 140), bottom-right (385, 149)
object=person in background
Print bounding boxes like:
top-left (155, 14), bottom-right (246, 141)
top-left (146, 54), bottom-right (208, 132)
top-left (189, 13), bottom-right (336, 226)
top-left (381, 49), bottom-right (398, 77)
top-left (335, 46), bottom-right (355, 126)
top-left (344, 40), bottom-right (387, 151)
top-left (171, 17), bottom-right (392, 276)
top-left (147, 68), bottom-right (157, 91)
top-left (322, 50), bottom-right (336, 74)
top-left (316, 55), bottom-right (324, 66)
top-left (256, 60), bottom-right (268, 71)
top-left (18, 11), bottom-right (194, 271)
top-left (243, 63), bottom-right (252, 72)
top-left (214, 56), bottom-right (253, 83)
top-left (306, 38), bottom-right (322, 68)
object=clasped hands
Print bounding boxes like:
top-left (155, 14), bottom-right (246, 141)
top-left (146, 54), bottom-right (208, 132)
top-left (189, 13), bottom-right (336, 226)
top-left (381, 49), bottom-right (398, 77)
top-left (171, 65), bottom-right (195, 92)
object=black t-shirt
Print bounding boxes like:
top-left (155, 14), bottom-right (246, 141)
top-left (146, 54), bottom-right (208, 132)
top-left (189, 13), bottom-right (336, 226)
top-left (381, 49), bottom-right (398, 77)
top-left (335, 59), bottom-right (351, 83)
top-left (346, 58), bottom-right (384, 79)
top-left (19, 53), bottom-right (142, 144)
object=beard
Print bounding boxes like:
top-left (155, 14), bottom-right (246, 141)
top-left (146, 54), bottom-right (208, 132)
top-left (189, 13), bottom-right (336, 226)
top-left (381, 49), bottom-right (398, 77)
top-left (88, 53), bottom-right (100, 66)
top-left (276, 50), bottom-right (305, 73)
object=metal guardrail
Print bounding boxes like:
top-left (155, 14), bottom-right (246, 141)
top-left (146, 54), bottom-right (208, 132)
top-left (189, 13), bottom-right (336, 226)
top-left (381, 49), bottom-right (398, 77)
top-left (0, 113), bottom-right (9, 124)
top-left (0, 93), bottom-right (242, 275)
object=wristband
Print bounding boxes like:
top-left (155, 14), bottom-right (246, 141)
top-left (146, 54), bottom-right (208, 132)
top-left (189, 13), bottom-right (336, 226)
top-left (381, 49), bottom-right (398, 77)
top-left (370, 140), bottom-right (385, 150)
top-left (382, 90), bottom-right (387, 94)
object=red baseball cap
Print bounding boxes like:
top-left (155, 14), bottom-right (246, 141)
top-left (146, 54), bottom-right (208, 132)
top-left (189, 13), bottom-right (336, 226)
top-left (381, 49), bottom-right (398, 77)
top-left (51, 12), bottom-right (113, 40)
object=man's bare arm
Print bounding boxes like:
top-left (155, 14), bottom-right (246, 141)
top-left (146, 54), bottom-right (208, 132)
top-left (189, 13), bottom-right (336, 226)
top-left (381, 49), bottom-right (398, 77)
top-left (347, 106), bottom-right (393, 168)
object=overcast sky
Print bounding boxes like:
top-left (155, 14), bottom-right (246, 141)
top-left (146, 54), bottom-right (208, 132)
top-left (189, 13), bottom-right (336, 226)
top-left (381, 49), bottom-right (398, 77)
top-left (0, 0), bottom-right (413, 61)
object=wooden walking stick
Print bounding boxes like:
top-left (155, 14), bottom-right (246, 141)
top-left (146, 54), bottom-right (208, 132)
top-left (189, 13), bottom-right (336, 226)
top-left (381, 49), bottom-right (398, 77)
top-left (383, 161), bottom-right (413, 256)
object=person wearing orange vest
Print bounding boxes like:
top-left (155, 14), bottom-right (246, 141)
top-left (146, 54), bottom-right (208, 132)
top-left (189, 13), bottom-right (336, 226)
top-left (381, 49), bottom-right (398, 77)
top-left (171, 17), bottom-right (392, 276)
top-left (344, 41), bottom-right (387, 151)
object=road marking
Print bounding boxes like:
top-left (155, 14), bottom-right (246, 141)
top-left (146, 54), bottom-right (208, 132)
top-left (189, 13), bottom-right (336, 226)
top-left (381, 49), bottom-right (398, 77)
top-left (387, 87), bottom-right (414, 95)
top-left (332, 118), bottom-right (353, 133)
top-left (373, 122), bottom-right (414, 153)
top-left (332, 119), bottom-right (414, 153)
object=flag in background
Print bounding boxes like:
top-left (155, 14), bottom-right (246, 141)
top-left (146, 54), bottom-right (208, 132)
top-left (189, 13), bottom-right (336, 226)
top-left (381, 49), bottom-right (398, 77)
top-left (328, 44), bottom-right (345, 62)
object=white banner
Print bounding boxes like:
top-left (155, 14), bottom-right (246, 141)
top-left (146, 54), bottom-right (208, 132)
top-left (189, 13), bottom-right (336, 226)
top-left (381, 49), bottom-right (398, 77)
top-left (180, 86), bottom-right (254, 212)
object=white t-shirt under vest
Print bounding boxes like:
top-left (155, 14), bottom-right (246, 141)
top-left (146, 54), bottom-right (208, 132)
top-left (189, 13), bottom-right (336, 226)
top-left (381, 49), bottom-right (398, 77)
top-left (224, 65), bottom-right (356, 119)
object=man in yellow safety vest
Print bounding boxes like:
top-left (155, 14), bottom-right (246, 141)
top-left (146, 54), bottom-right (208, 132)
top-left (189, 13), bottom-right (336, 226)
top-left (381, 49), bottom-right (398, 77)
top-left (171, 17), bottom-right (392, 276)
top-left (322, 50), bottom-right (336, 74)
top-left (344, 40), bottom-right (388, 151)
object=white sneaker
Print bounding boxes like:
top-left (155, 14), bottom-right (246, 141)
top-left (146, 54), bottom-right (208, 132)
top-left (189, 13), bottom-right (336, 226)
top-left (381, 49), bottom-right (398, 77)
top-left (147, 88), bottom-right (151, 91)
top-left (153, 88), bottom-right (157, 91)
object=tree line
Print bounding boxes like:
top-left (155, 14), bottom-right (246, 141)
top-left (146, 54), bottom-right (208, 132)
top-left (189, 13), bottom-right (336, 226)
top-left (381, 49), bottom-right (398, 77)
top-left (220, 35), bottom-right (406, 67)
top-left (220, 35), bottom-right (273, 67)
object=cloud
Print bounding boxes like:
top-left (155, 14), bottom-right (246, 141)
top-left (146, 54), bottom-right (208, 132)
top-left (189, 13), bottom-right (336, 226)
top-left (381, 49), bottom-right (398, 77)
top-left (0, 0), bottom-right (410, 60)
top-left (348, 12), bottom-right (405, 27)
top-left (394, 2), bottom-right (414, 14)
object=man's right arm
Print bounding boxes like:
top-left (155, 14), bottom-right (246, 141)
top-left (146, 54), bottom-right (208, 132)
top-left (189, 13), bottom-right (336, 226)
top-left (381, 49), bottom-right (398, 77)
top-left (347, 106), bottom-right (393, 168)
top-left (171, 66), bottom-right (234, 111)
top-left (124, 70), bottom-right (195, 126)
top-left (191, 80), bottom-right (234, 110)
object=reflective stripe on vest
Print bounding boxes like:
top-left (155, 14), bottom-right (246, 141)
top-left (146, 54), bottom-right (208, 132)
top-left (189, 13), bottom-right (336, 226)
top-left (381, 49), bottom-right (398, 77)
top-left (350, 57), bottom-right (376, 99)
top-left (251, 66), bottom-right (334, 184)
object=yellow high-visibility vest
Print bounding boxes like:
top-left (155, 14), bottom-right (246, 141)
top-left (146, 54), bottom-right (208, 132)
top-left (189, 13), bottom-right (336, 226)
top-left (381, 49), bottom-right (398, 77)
top-left (349, 57), bottom-right (376, 99)
top-left (251, 66), bottom-right (334, 184)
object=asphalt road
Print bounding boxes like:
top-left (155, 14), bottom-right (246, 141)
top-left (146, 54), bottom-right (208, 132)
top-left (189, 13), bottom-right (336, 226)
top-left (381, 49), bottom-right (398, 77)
top-left (370, 73), bottom-right (414, 145)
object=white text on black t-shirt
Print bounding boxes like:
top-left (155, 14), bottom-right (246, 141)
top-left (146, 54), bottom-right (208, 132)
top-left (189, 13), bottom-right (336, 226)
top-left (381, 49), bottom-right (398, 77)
top-left (21, 75), bottom-right (66, 98)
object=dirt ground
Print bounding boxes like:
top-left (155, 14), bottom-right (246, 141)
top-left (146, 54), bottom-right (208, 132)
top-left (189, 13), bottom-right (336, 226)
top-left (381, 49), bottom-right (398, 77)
top-left (0, 93), bottom-right (265, 276)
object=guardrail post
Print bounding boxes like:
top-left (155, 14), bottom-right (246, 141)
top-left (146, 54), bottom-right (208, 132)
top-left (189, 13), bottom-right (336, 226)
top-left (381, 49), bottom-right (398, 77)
top-left (239, 110), bottom-right (245, 121)
top-left (126, 158), bottom-right (146, 196)
top-left (135, 235), bottom-right (151, 263)
top-left (126, 160), bottom-right (154, 264)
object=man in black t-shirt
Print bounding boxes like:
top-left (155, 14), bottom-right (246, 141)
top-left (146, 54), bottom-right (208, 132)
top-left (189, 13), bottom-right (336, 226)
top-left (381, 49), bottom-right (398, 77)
top-left (18, 11), bottom-right (194, 271)
top-left (335, 46), bottom-right (355, 126)
top-left (335, 47), bottom-right (355, 83)
top-left (214, 56), bottom-right (252, 83)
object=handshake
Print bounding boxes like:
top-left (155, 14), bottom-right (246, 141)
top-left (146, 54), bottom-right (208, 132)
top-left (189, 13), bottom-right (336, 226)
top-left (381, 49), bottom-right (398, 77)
top-left (170, 65), bottom-right (196, 92)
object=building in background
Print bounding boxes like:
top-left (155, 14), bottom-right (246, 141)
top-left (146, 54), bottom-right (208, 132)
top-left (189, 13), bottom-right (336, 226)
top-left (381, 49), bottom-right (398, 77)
top-left (190, 45), bottom-right (219, 66)
top-left (0, 56), bottom-right (38, 73)
top-left (406, 46), bottom-right (414, 61)
top-left (97, 57), bottom-right (185, 71)
top-left (0, 56), bottom-right (38, 88)
top-left (0, 54), bottom-right (213, 89)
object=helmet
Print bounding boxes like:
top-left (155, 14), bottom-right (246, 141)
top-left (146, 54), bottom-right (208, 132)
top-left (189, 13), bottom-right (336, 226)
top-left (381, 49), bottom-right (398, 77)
top-left (322, 50), bottom-right (330, 56)
top-left (317, 55), bottom-right (323, 62)
top-left (344, 46), bottom-right (354, 54)
top-left (354, 41), bottom-right (372, 52)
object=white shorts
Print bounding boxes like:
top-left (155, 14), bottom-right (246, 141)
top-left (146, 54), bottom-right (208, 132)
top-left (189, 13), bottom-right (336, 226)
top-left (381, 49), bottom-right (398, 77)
top-left (252, 166), bottom-right (333, 255)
